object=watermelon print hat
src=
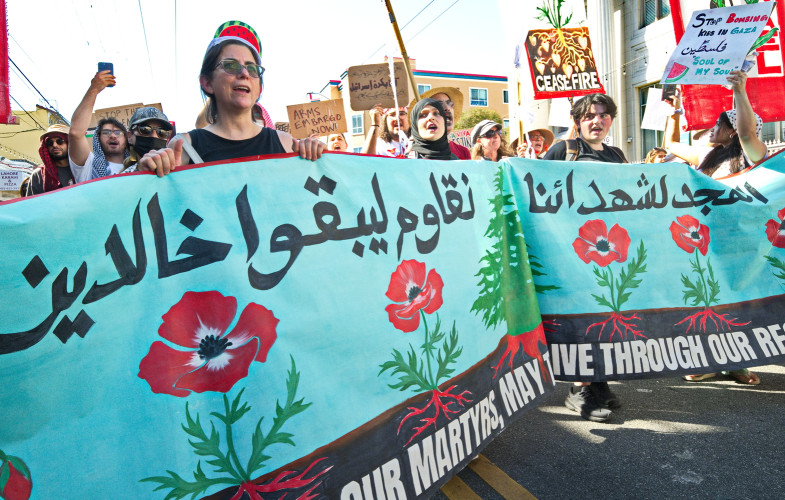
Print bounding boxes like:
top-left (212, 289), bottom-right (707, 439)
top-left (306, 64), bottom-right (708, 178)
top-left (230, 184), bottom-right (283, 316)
top-left (206, 21), bottom-right (262, 63)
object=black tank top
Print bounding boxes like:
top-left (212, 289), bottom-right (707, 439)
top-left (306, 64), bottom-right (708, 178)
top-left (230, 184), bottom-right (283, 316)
top-left (188, 127), bottom-right (286, 163)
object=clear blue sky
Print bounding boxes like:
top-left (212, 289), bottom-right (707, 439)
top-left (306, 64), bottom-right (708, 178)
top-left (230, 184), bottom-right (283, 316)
top-left (7, 0), bottom-right (519, 129)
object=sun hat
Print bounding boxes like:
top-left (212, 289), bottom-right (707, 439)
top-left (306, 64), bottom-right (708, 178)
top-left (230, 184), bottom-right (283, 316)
top-left (409, 87), bottom-right (465, 122)
top-left (40, 123), bottom-right (70, 140)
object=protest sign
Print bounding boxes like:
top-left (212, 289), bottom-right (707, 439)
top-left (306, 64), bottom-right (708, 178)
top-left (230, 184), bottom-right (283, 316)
top-left (88, 102), bottom-right (164, 130)
top-left (524, 27), bottom-right (604, 99)
top-left (670, 0), bottom-right (785, 129)
top-left (662, 2), bottom-right (774, 86)
top-left (274, 121), bottom-right (290, 133)
top-left (448, 128), bottom-right (472, 149)
top-left (640, 87), bottom-right (676, 131)
top-left (347, 62), bottom-right (409, 111)
top-left (3, 151), bottom-right (785, 497)
top-left (286, 99), bottom-right (347, 139)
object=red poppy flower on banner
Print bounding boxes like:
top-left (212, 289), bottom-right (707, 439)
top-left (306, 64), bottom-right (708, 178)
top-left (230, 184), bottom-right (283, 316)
top-left (385, 260), bottom-right (444, 332)
top-left (572, 220), bottom-right (630, 267)
top-left (138, 291), bottom-right (278, 397)
top-left (765, 207), bottom-right (785, 248)
top-left (670, 215), bottom-right (710, 255)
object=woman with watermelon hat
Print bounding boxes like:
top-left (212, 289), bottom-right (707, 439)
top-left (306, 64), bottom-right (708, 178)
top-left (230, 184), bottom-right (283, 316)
top-left (664, 70), bottom-right (767, 179)
top-left (139, 21), bottom-right (322, 176)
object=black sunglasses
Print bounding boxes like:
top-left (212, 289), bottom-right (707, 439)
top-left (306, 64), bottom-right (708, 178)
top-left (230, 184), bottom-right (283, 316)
top-left (45, 137), bottom-right (66, 147)
top-left (482, 128), bottom-right (502, 139)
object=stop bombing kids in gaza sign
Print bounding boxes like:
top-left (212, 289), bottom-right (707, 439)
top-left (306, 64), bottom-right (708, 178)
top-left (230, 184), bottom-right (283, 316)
top-left (661, 2), bottom-right (775, 86)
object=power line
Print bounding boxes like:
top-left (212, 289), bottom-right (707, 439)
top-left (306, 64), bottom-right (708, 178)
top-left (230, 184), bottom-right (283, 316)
top-left (406, 0), bottom-right (461, 44)
top-left (137, 0), bottom-right (157, 87)
top-left (8, 58), bottom-right (69, 125)
top-left (8, 94), bottom-right (46, 131)
top-left (364, 0), bottom-right (437, 63)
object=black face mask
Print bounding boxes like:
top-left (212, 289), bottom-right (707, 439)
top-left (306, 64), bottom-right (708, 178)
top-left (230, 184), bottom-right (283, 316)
top-left (131, 135), bottom-right (168, 158)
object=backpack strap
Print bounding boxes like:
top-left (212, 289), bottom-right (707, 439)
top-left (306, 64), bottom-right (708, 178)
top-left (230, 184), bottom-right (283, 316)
top-left (170, 133), bottom-right (204, 165)
top-left (565, 139), bottom-right (579, 162)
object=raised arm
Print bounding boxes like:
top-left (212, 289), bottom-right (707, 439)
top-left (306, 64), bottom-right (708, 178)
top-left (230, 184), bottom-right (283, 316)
top-left (361, 104), bottom-right (383, 155)
top-left (68, 71), bottom-right (115, 166)
top-left (662, 94), bottom-right (701, 166)
top-left (728, 70), bottom-right (767, 164)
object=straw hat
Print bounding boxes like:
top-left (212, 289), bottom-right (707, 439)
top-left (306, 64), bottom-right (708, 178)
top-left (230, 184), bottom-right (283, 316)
top-left (408, 87), bottom-right (465, 122)
top-left (511, 128), bottom-right (554, 149)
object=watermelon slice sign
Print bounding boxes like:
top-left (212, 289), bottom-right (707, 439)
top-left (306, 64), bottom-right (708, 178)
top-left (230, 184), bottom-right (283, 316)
top-left (664, 62), bottom-right (689, 83)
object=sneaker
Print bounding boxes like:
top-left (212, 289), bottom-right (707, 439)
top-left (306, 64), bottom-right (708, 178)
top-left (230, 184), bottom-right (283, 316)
top-left (564, 386), bottom-right (612, 422)
top-left (590, 381), bottom-right (621, 409)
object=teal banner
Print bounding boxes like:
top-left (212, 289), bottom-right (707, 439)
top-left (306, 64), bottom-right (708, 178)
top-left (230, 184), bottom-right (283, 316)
top-left (1, 151), bottom-right (785, 498)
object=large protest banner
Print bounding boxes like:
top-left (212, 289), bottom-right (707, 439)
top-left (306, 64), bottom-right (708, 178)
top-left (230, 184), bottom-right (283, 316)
top-left (0, 154), bottom-right (552, 499)
top-left (515, 153), bottom-right (785, 381)
top-left (3, 151), bottom-right (785, 498)
top-left (670, 0), bottom-right (785, 130)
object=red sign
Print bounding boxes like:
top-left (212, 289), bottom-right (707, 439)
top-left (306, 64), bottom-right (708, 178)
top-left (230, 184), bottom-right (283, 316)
top-left (524, 27), bottom-right (605, 100)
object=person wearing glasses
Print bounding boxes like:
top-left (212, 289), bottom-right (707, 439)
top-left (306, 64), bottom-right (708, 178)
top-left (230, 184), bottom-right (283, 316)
top-left (139, 21), bottom-right (322, 176)
top-left (122, 107), bottom-right (173, 172)
top-left (26, 124), bottom-right (74, 195)
top-left (68, 70), bottom-right (129, 183)
top-left (470, 120), bottom-right (512, 161)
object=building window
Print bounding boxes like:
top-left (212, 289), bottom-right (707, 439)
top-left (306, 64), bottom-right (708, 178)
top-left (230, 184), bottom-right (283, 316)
top-left (470, 88), bottom-right (488, 107)
top-left (641, 0), bottom-right (670, 28)
top-left (503, 90), bottom-right (509, 104)
top-left (762, 122), bottom-right (776, 142)
top-left (503, 119), bottom-right (510, 129)
top-left (352, 114), bottom-right (363, 135)
top-left (353, 147), bottom-right (362, 153)
top-left (418, 84), bottom-right (431, 95)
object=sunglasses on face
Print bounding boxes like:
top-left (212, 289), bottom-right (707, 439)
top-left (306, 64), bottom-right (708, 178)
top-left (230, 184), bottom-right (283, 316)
top-left (134, 124), bottom-right (172, 139)
top-left (45, 137), bottom-right (66, 147)
top-left (216, 59), bottom-right (265, 79)
top-left (100, 129), bottom-right (124, 137)
top-left (482, 129), bottom-right (502, 139)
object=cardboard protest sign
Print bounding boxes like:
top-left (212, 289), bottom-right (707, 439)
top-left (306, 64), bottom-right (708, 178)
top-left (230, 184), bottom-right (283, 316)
top-left (286, 99), bottom-right (347, 139)
top-left (524, 27), bottom-right (604, 99)
top-left (347, 62), bottom-right (409, 111)
top-left (670, 0), bottom-right (785, 130)
top-left (662, 2), bottom-right (774, 86)
top-left (88, 102), bottom-right (163, 130)
top-left (448, 128), bottom-right (472, 149)
top-left (274, 121), bottom-right (290, 133)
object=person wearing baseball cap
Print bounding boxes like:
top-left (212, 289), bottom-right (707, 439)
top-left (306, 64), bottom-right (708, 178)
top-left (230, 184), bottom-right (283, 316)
top-left (26, 123), bottom-right (74, 195)
top-left (470, 119), bottom-right (512, 161)
top-left (123, 107), bottom-right (173, 171)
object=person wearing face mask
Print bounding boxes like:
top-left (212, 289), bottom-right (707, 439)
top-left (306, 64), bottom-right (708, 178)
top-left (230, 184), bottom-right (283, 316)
top-left (407, 98), bottom-right (456, 160)
top-left (122, 107), bottom-right (173, 172)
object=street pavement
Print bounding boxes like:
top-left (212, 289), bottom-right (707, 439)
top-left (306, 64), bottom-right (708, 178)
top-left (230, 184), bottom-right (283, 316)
top-left (434, 363), bottom-right (785, 500)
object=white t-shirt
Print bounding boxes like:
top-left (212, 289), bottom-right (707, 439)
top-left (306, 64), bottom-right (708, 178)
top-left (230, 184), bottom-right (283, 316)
top-left (375, 135), bottom-right (410, 158)
top-left (69, 151), bottom-right (124, 183)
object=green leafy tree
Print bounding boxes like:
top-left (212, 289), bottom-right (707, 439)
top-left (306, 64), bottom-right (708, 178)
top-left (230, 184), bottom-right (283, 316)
top-left (454, 108), bottom-right (503, 131)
